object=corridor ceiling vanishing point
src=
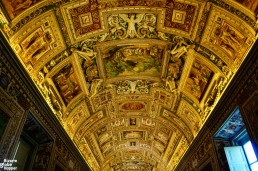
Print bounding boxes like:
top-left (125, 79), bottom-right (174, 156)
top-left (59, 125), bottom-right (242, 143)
top-left (0, 0), bottom-right (257, 170)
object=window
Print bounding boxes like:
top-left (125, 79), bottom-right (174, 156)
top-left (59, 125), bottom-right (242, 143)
top-left (214, 107), bottom-right (258, 171)
top-left (224, 133), bottom-right (258, 171)
top-left (13, 135), bottom-right (37, 171)
top-left (243, 141), bottom-right (258, 171)
top-left (14, 139), bottom-right (33, 171)
top-left (224, 146), bottom-right (250, 171)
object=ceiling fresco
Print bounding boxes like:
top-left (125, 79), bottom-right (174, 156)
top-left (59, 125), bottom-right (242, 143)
top-left (0, 0), bottom-right (257, 170)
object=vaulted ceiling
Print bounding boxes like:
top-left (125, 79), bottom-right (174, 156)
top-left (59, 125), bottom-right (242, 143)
top-left (0, 0), bottom-right (257, 170)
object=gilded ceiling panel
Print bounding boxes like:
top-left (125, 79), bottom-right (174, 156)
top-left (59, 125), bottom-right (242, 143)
top-left (177, 99), bottom-right (202, 136)
top-left (0, 0), bottom-right (257, 170)
top-left (65, 100), bottom-right (90, 137)
top-left (92, 90), bottom-right (114, 111)
top-left (167, 136), bottom-right (189, 170)
top-left (184, 58), bottom-right (214, 101)
top-left (200, 5), bottom-right (256, 69)
top-left (74, 111), bottom-right (105, 142)
top-left (161, 109), bottom-right (193, 142)
top-left (52, 63), bottom-right (82, 105)
top-left (9, 11), bottom-right (66, 72)
top-left (163, 128), bottom-right (183, 164)
top-left (60, 0), bottom-right (105, 43)
top-left (1, 0), bottom-right (43, 19)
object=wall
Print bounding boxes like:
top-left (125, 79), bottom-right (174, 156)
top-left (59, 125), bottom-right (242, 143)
top-left (175, 39), bottom-right (258, 171)
top-left (0, 32), bottom-right (91, 171)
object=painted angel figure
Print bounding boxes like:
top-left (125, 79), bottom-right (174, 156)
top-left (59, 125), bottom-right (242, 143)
top-left (119, 14), bottom-right (145, 38)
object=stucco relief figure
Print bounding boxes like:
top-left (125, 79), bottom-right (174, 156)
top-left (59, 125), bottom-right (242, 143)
top-left (142, 14), bottom-right (156, 27)
top-left (119, 14), bottom-right (145, 38)
top-left (75, 46), bottom-right (98, 83)
top-left (2, 23), bottom-right (14, 38)
top-left (215, 78), bottom-right (226, 97)
top-left (82, 57), bottom-right (99, 84)
top-left (169, 36), bottom-right (190, 60)
top-left (73, 39), bottom-right (97, 60)
top-left (79, 52), bottom-right (99, 93)
top-left (166, 36), bottom-right (190, 87)
top-left (108, 13), bottom-right (158, 39)
top-left (127, 80), bottom-right (137, 93)
top-left (150, 101), bottom-right (157, 117)
top-left (164, 76), bottom-right (176, 92)
top-left (40, 83), bottom-right (50, 102)
top-left (73, 48), bottom-right (97, 61)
